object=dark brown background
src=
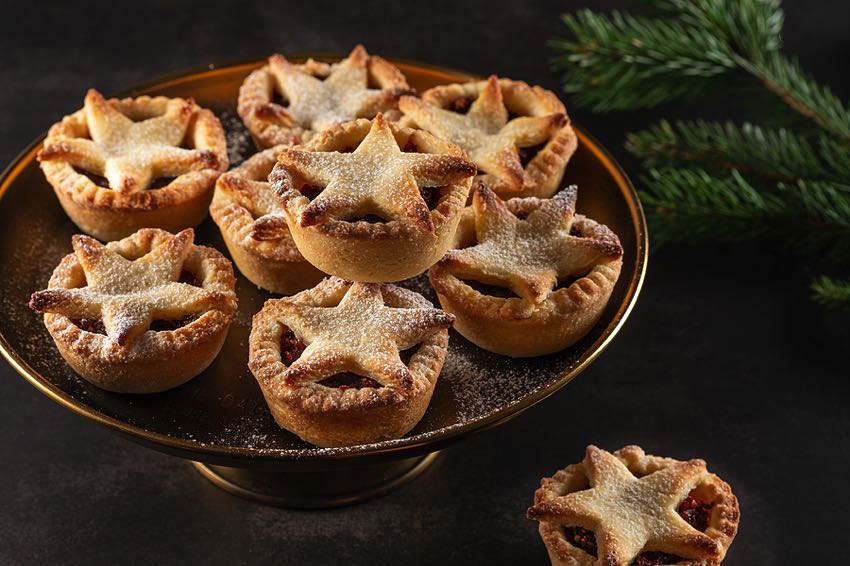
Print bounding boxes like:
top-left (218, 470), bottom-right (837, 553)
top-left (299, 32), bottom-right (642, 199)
top-left (1, 1), bottom-right (848, 564)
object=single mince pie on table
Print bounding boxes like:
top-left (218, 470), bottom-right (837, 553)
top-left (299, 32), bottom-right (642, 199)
top-left (527, 445), bottom-right (740, 566)
top-left (399, 75), bottom-right (577, 198)
top-left (428, 183), bottom-right (622, 357)
top-left (37, 89), bottom-right (228, 241)
top-left (28, 228), bottom-right (237, 393)
top-left (269, 113), bottom-right (476, 282)
top-left (238, 44), bottom-right (412, 149)
top-left (248, 277), bottom-right (454, 447)
top-left (209, 146), bottom-right (325, 295)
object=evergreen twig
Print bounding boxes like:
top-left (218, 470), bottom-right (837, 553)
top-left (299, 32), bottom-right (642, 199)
top-left (811, 276), bottom-right (850, 310)
top-left (625, 120), bottom-right (847, 183)
top-left (551, 0), bottom-right (850, 308)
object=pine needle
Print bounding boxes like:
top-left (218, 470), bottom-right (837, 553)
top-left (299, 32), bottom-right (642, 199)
top-left (811, 276), bottom-right (850, 310)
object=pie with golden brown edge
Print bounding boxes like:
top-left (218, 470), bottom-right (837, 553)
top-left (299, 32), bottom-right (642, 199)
top-left (269, 113), bottom-right (476, 282)
top-left (28, 228), bottom-right (237, 393)
top-left (527, 445), bottom-right (740, 566)
top-left (209, 146), bottom-right (326, 294)
top-left (37, 89), bottom-right (228, 241)
top-left (428, 183), bottom-right (622, 357)
top-left (399, 75), bottom-right (577, 198)
top-left (237, 45), bottom-right (412, 149)
top-left (248, 277), bottom-right (454, 447)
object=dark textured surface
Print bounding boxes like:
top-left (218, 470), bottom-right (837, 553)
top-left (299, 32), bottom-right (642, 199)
top-left (1, 1), bottom-right (848, 564)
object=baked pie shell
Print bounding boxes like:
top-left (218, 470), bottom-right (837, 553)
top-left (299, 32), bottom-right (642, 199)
top-left (39, 95), bottom-right (228, 241)
top-left (271, 119), bottom-right (474, 282)
top-left (533, 446), bottom-right (740, 566)
top-left (209, 146), bottom-right (325, 294)
top-left (248, 279), bottom-right (449, 447)
top-left (430, 207), bottom-right (622, 358)
top-left (40, 229), bottom-right (237, 393)
top-left (416, 77), bottom-right (577, 198)
top-left (237, 53), bottom-right (410, 149)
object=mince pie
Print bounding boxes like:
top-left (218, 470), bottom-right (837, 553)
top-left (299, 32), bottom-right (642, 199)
top-left (428, 183), bottom-right (622, 357)
top-left (269, 113), bottom-right (476, 282)
top-left (248, 277), bottom-right (454, 447)
top-left (210, 146), bottom-right (325, 294)
top-left (29, 228), bottom-right (237, 393)
top-left (38, 89), bottom-right (228, 241)
top-left (399, 75), bottom-right (577, 198)
top-left (238, 45), bottom-right (412, 148)
top-left (527, 445), bottom-right (740, 566)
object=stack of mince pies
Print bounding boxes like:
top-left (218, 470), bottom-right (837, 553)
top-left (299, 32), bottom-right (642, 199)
top-left (29, 45), bottom-right (624, 448)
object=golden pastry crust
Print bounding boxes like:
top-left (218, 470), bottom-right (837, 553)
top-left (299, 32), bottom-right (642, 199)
top-left (237, 44), bottom-right (412, 149)
top-left (429, 184), bottom-right (622, 357)
top-left (248, 277), bottom-right (453, 447)
top-left (400, 76), bottom-right (577, 198)
top-left (269, 114), bottom-right (476, 282)
top-left (528, 445), bottom-right (740, 566)
top-left (209, 146), bottom-right (325, 294)
top-left (29, 228), bottom-right (237, 393)
top-left (37, 90), bottom-right (228, 241)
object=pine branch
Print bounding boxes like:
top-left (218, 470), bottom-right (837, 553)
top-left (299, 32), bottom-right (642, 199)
top-left (626, 120), bottom-right (850, 184)
top-left (740, 54), bottom-right (850, 142)
top-left (652, 0), bottom-right (784, 61)
top-left (552, 1), bottom-right (850, 309)
top-left (549, 10), bottom-right (737, 111)
top-left (811, 276), bottom-right (850, 310)
top-left (639, 168), bottom-right (784, 244)
top-left (641, 168), bottom-right (850, 256)
top-left (551, 1), bottom-right (850, 142)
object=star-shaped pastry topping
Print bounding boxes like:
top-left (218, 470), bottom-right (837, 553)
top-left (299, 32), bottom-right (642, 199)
top-left (216, 170), bottom-right (288, 241)
top-left (272, 113), bottom-right (476, 229)
top-left (267, 45), bottom-right (410, 132)
top-left (38, 89), bottom-right (221, 193)
top-left (271, 281), bottom-right (454, 390)
top-left (29, 229), bottom-right (236, 346)
top-left (528, 446), bottom-right (721, 565)
top-left (399, 75), bottom-right (567, 193)
top-left (440, 183), bottom-right (622, 304)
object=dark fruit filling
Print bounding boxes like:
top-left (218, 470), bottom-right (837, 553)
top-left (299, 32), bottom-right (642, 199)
top-left (178, 270), bottom-right (200, 287)
top-left (278, 330), bottom-right (387, 390)
top-left (563, 527), bottom-right (597, 557)
top-left (148, 176), bottom-right (176, 190)
top-left (279, 329), bottom-right (306, 365)
top-left (271, 89), bottom-right (288, 107)
top-left (630, 552), bottom-right (682, 565)
top-left (399, 344), bottom-right (419, 366)
top-left (677, 495), bottom-right (712, 532)
top-left (554, 276), bottom-right (580, 291)
top-left (71, 318), bottom-right (106, 335)
top-left (317, 373), bottom-right (382, 390)
top-left (518, 143), bottom-right (546, 167)
top-left (562, 528), bottom-right (685, 565)
top-left (462, 278), bottom-right (519, 299)
top-left (73, 167), bottom-right (110, 189)
top-left (300, 184), bottom-right (324, 200)
top-left (402, 139), bottom-right (418, 153)
top-left (149, 315), bottom-right (198, 332)
top-left (569, 224), bottom-right (583, 236)
top-left (350, 214), bottom-right (387, 224)
top-left (450, 96), bottom-right (473, 114)
top-left (340, 145), bottom-right (356, 153)
top-left (420, 186), bottom-right (441, 210)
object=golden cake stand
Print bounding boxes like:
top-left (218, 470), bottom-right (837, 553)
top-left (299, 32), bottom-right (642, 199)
top-left (0, 56), bottom-right (647, 508)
